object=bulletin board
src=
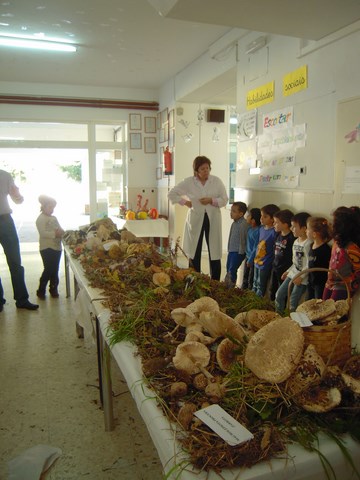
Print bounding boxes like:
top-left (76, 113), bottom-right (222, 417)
top-left (334, 96), bottom-right (360, 206)
top-left (235, 92), bottom-right (335, 193)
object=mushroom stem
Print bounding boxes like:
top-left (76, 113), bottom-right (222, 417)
top-left (188, 354), bottom-right (215, 382)
top-left (165, 324), bottom-right (180, 338)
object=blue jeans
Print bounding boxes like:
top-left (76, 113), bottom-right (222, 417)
top-left (0, 214), bottom-right (29, 306)
top-left (275, 276), bottom-right (307, 313)
top-left (252, 265), bottom-right (272, 297)
top-left (226, 252), bottom-right (245, 285)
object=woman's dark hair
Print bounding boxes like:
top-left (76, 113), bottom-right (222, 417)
top-left (332, 206), bottom-right (360, 248)
top-left (193, 155), bottom-right (211, 174)
top-left (274, 209), bottom-right (294, 226)
top-left (307, 216), bottom-right (332, 243)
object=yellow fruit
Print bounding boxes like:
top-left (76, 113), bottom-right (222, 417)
top-left (137, 211), bottom-right (148, 220)
top-left (125, 210), bottom-right (136, 220)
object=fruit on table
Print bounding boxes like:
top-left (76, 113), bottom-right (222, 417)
top-left (125, 210), bottom-right (136, 220)
top-left (137, 211), bottom-right (148, 220)
top-left (148, 208), bottom-right (159, 219)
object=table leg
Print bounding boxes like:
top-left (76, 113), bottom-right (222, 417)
top-left (64, 250), bottom-right (71, 298)
top-left (96, 318), bottom-right (114, 431)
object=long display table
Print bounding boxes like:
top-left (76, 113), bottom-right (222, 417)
top-left (63, 247), bottom-right (360, 479)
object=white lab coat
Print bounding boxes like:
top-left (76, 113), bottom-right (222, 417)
top-left (168, 175), bottom-right (228, 260)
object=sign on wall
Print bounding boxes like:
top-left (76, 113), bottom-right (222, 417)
top-left (246, 81), bottom-right (275, 110)
top-left (283, 65), bottom-right (308, 97)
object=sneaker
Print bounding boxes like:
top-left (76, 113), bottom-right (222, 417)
top-left (16, 301), bottom-right (39, 310)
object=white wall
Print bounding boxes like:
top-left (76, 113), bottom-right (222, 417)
top-left (233, 28), bottom-right (360, 214)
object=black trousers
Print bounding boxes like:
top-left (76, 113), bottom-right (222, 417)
top-left (190, 213), bottom-right (221, 281)
top-left (39, 248), bottom-right (62, 290)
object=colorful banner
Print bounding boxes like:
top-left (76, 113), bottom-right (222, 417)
top-left (258, 166), bottom-right (300, 188)
top-left (257, 124), bottom-right (307, 155)
top-left (262, 107), bottom-right (293, 130)
top-left (283, 65), bottom-right (308, 97)
top-left (260, 152), bottom-right (296, 168)
top-left (246, 81), bottom-right (275, 110)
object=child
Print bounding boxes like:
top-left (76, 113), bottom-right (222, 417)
top-left (323, 206), bottom-right (360, 300)
top-left (306, 217), bottom-right (332, 299)
top-left (225, 201), bottom-right (249, 287)
top-left (275, 212), bottom-right (312, 313)
top-left (252, 204), bottom-right (279, 297)
top-left (241, 207), bottom-right (261, 290)
top-left (36, 195), bottom-right (64, 299)
top-left (270, 209), bottom-right (295, 301)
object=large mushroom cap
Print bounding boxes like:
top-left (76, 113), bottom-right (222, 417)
top-left (198, 310), bottom-right (246, 341)
top-left (245, 317), bottom-right (304, 383)
top-left (296, 299), bottom-right (336, 321)
top-left (286, 344), bottom-right (326, 395)
top-left (245, 309), bottom-right (280, 331)
top-left (172, 341), bottom-right (210, 375)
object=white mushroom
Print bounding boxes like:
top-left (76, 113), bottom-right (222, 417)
top-left (184, 331), bottom-right (214, 345)
top-left (171, 307), bottom-right (197, 327)
top-left (187, 296), bottom-right (220, 315)
top-left (198, 310), bottom-right (246, 341)
top-left (172, 341), bottom-right (210, 375)
top-left (245, 317), bottom-right (304, 383)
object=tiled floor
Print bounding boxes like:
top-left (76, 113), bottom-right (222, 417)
top-left (0, 245), bottom-right (164, 479)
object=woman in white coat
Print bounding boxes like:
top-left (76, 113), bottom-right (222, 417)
top-left (168, 156), bottom-right (228, 280)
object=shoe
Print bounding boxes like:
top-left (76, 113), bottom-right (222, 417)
top-left (16, 301), bottom-right (39, 310)
top-left (49, 288), bottom-right (59, 298)
top-left (36, 290), bottom-right (46, 299)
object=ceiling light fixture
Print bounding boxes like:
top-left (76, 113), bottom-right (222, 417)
top-left (0, 33), bottom-right (77, 52)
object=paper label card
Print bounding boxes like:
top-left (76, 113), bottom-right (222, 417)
top-left (290, 311), bottom-right (313, 327)
top-left (194, 404), bottom-right (254, 446)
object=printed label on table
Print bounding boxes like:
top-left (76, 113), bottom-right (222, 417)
top-left (194, 404), bottom-right (254, 446)
top-left (290, 311), bottom-right (313, 327)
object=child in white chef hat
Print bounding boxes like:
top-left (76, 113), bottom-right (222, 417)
top-left (35, 195), bottom-right (64, 299)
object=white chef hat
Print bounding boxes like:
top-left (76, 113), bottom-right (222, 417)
top-left (38, 195), bottom-right (57, 207)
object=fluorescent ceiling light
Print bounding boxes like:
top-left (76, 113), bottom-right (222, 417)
top-left (0, 34), bottom-right (77, 52)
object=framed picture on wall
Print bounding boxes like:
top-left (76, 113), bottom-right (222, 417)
top-left (144, 136), bottom-right (156, 153)
top-left (144, 116), bottom-right (156, 133)
top-left (161, 108), bottom-right (168, 126)
top-left (168, 109), bottom-right (174, 129)
top-left (129, 113), bottom-right (142, 130)
top-left (130, 132), bottom-right (142, 149)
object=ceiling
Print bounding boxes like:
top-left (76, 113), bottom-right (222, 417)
top-left (1, 0), bottom-right (360, 105)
